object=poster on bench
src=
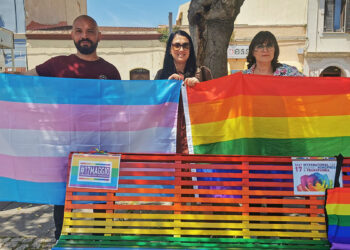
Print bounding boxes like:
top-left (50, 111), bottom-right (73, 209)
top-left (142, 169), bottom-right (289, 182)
top-left (292, 157), bottom-right (342, 195)
top-left (68, 153), bottom-right (121, 190)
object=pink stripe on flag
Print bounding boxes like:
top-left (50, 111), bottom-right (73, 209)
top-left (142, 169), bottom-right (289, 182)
top-left (0, 101), bottom-right (178, 131)
top-left (0, 154), bottom-right (67, 182)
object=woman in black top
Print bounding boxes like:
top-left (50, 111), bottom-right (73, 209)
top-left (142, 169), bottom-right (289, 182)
top-left (155, 30), bottom-right (212, 153)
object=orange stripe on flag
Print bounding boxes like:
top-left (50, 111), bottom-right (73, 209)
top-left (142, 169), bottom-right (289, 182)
top-left (189, 94), bottom-right (350, 124)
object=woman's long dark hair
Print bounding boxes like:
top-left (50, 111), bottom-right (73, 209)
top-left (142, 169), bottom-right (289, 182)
top-left (159, 30), bottom-right (197, 79)
top-left (246, 31), bottom-right (281, 72)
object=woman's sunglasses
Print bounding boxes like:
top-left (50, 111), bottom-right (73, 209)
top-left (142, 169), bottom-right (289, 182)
top-left (172, 43), bottom-right (190, 50)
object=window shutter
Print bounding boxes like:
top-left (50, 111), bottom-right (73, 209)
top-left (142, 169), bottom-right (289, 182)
top-left (346, 0), bottom-right (350, 32)
top-left (324, 0), bottom-right (335, 32)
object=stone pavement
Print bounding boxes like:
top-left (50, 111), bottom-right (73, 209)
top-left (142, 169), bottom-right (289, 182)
top-left (0, 202), bottom-right (56, 249)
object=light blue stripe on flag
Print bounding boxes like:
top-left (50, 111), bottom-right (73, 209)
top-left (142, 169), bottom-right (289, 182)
top-left (0, 74), bottom-right (181, 105)
top-left (0, 177), bottom-right (66, 205)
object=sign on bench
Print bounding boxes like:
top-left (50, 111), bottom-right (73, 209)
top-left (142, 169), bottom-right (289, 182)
top-left (53, 153), bottom-right (350, 249)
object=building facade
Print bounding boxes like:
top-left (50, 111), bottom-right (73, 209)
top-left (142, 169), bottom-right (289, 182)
top-left (25, 0), bottom-right (87, 30)
top-left (23, 0), bottom-right (165, 79)
top-left (304, 0), bottom-right (350, 77)
top-left (0, 0), bottom-right (26, 72)
top-left (176, 0), bottom-right (308, 74)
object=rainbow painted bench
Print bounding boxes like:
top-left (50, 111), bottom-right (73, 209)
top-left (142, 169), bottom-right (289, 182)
top-left (53, 153), bottom-right (350, 249)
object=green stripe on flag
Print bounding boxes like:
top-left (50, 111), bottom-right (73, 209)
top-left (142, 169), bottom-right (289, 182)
top-left (328, 214), bottom-right (350, 227)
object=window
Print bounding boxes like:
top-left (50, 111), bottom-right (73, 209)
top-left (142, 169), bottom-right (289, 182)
top-left (320, 66), bottom-right (343, 77)
top-left (324, 0), bottom-right (350, 32)
top-left (3, 39), bottom-right (27, 68)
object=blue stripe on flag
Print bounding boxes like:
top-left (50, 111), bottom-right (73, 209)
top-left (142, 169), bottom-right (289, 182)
top-left (328, 225), bottom-right (350, 244)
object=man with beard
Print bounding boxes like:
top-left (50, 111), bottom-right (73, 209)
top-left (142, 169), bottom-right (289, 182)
top-left (22, 15), bottom-right (121, 240)
top-left (24, 15), bottom-right (120, 80)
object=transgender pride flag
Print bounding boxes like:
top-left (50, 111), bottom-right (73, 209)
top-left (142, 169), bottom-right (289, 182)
top-left (0, 74), bottom-right (180, 205)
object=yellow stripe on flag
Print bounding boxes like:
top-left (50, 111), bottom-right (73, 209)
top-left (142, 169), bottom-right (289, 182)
top-left (191, 115), bottom-right (350, 146)
top-left (326, 204), bottom-right (350, 215)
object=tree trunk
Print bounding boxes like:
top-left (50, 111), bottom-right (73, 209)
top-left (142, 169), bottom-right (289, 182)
top-left (188, 0), bottom-right (245, 78)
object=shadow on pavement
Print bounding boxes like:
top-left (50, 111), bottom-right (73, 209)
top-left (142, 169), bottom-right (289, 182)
top-left (0, 202), bottom-right (55, 238)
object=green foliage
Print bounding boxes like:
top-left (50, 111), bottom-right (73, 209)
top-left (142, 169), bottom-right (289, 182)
top-left (157, 26), bottom-right (180, 43)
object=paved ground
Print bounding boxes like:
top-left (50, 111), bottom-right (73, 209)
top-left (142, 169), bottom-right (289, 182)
top-left (0, 202), bottom-right (56, 249)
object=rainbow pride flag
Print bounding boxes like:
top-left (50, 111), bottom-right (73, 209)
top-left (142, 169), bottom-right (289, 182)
top-left (326, 187), bottom-right (350, 249)
top-left (0, 74), bottom-right (180, 205)
top-left (184, 72), bottom-right (350, 156)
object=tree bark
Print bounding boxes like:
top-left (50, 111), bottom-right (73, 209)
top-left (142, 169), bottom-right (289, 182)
top-left (188, 0), bottom-right (245, 78)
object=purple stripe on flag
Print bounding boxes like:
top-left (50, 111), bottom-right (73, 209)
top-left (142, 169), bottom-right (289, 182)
top-left (0, 154), bottom-right (67, 182)
top-left (331, 242), bottom-right (350, 250)
top-left (70, 184), bottom-right (116, 189)
top-left (0, 101), bottom-right (178, 131)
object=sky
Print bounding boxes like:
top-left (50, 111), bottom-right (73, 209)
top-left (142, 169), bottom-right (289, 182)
top-left (87, 0), bottom-right (190, 27)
